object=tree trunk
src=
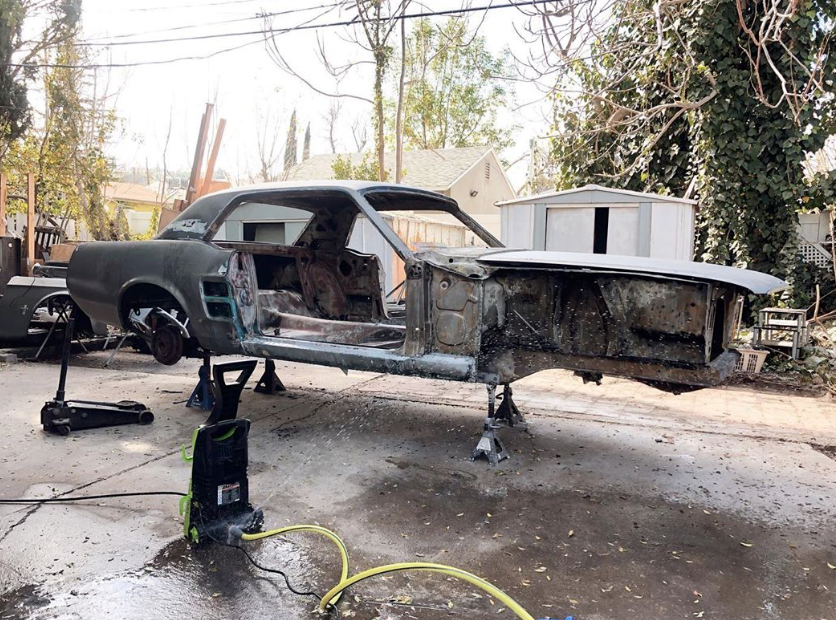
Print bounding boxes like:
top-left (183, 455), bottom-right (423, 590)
top-left (395, 17), bottom-right (406, 183)
top-left (374, 49), bottom-right (386, 181)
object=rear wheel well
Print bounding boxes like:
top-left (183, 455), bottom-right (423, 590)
top-left (119, 283), bottom-right (184, 326)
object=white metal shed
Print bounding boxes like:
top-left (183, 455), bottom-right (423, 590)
top-left (496, 184), bottom-right (697, 261)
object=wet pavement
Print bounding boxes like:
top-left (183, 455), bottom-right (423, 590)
top-left (1, 351), bottom-right (835, 620)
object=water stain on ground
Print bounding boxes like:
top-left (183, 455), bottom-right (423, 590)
top-left (333, 469), bottom-right (836, 620)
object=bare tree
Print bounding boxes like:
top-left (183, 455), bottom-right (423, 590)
top-left (254, 105), bottom-right (285, 182)
top-left (350, 116), bottom-right (369, 152)
top-left (322, 100), bottom-right (342, 153)
top-left (263, 0), bottom-right (412, 181)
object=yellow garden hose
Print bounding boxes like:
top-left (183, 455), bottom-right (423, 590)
top-left (318, 562), bottom-right (536, 620)
top-left (238, 525), bottom-right (536, 620)
top-left (240, 525), bottom-right (350, 604)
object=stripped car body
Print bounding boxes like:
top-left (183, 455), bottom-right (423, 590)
top-left (67, 181), bottom-right (785, 391)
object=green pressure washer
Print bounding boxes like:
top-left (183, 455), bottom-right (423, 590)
top-left (179, 360), bottom-right (263, 543)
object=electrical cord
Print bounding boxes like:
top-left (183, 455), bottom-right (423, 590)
top-left (0, 491), bottom-right (187, 504)
top-left (195, 507), bottom-right (341, 619)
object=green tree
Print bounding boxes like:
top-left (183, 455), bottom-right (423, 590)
top-left (331, 152), bottom-right (389, 181)
top-left (396, 18), bottom-right (515, 154)
top-left (549, 0), bottom-right (836, 290)
top-left (283, 109), bottom-right (297, 172)
top-left (0, 0), bottom-right (81, 158)
top-left (3, 32), bottom-right (120, 239)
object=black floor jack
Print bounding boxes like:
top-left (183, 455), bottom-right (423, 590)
top-left (41, 319), bottom-right (155, 435)
top-left (181, 360), bottom-right (264, 543)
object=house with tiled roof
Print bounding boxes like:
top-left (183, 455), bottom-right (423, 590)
top-left (288, 146), bottom-right (516, 236)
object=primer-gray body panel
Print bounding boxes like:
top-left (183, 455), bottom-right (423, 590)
top-left (0, 276), bottom-right (70, 343)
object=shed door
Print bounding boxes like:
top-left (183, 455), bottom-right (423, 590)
top-left (545, 207), bottom-right (595, 253)
top-left (607, 207), bottom-right (639, 255)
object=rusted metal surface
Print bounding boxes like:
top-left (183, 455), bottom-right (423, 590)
top-left (67, 182), bottom-right (786, 391)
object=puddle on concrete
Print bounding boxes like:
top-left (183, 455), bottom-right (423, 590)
top-left (0, 537), bottom-right (320, 620)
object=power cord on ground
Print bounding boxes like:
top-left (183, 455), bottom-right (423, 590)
top-left (0, 491), bottom-right (187, 503)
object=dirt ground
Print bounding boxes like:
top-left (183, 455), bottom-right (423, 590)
top-left (1, 351), bottom-right (835, 620)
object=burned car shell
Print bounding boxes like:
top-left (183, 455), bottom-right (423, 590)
top-left (67, 181), bottom-right (786, 390)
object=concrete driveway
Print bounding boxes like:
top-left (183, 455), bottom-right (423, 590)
top-left (1, 351), bottom-right (834, 620)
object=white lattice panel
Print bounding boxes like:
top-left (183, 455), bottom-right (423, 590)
top-left (800, 241), bottom-right (832, 269)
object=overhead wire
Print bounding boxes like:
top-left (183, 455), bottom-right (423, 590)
top-left (81, 2), bottom-right (346, 43)
top-left (3, 0), bottom-right (555, 69)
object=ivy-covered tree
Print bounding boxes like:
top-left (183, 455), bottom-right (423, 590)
top-left (547, 0), bottom-right (836, 287)
top-left (395, 17), bottom-right (515, 153)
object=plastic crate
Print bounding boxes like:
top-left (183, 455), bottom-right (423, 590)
top-left (734, 347), bottom-right (769, 374)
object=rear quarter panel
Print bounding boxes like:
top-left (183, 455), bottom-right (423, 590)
top-left (67, 240), bottom-right (236, 351)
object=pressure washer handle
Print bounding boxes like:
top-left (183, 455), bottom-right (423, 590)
top-left (55, 318), bottom-right (76, 402)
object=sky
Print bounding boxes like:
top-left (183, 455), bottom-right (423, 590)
top-left (70, 0), bottom-right (555, 189)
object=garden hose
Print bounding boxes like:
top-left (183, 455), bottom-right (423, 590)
top-left (239, 525), bottom-right (350, 605)
top-left (318, 562), bottom-right (536, 620)
top-left (235, 526), bottom-right (536, 620)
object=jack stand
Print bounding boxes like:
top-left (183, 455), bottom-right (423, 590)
top-left (495, 384), bottom-right (525, 427)
top-left (41, 319), bottom-right (154, 436)
top-left (470, 385), bottom-right (509, 466)
top-left (181, 359), bottom-right (262, 544)
top-left (254, 358), bottom-right (286, 394)
top-left (35, 297), bottom-right (86, 361)
top-left (186, 355), bottom-right (214, 411)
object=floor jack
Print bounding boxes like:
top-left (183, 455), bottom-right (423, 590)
top-left (41, 319), bottom-right (154, 435)
top-left (181, 360), bottom-right (263, 543)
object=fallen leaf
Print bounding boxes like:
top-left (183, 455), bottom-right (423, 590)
top-left (392, 595), bottom-right (413, 605)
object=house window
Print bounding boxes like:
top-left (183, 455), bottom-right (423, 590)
top-left (484, 161), bottom-right (491, 180)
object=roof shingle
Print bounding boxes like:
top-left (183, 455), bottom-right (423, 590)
top-left (287, 146), bottom-right (492, 191)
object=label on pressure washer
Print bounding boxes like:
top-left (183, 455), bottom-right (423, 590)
top-left (217, 482), bottom-right (241, 505)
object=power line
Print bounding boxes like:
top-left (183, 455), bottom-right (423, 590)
top-left (83, 2), bottom-right (344, 43)
top-left (4, 0), bottom-right (553, 69)
top-left (84, 0), bottom-right (550, 47)
top-left (120, 0), bottom-right (293, 12)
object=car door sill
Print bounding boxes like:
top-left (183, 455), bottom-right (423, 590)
top-left (241, 335), bottom-right (475, 381)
